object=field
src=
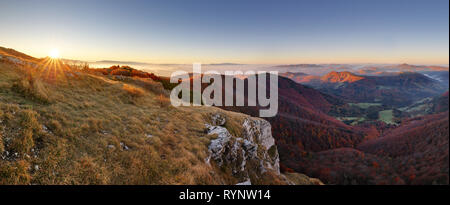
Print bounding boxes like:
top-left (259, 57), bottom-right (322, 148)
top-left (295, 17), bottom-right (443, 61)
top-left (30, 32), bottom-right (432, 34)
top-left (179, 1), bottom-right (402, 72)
top-left (378, 110), bottom-right (395, 125)
top-left (348, 103), bottom-right (382, 109)
top-left (336, 117), bottom-right (366, 125)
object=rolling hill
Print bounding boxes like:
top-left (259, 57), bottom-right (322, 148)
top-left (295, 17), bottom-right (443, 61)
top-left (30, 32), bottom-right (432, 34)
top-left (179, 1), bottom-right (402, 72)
top-left (358, 112), bottom-right (449, 184)
top-left (285, 71), bottom-right (448, 107)
top-left (320, 71), bottom-right (365, 83)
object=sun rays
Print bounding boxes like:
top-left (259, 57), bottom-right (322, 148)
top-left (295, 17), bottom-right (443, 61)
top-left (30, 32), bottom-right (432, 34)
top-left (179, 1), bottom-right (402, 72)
top-left (32, 56), bottom-right (76, 84)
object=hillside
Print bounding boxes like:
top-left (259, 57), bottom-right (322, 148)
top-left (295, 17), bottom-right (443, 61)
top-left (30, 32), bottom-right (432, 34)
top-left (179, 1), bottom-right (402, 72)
top-left (215, 76), bottom-right (372, 177)
top-left (279, 72), bottom-right (320, 84)
top-left (214, 74), bottom-right (448, 185)
top-left (0, 49), bottom-right (322, 185)
top-left (0, 46), bottom-right (38, 62)
top-left (420, 71), bottom-right (449, 87)
top-left (96, 70), bottom-right (374, 183)
top-left (398, 91), bottom-right (449, 117)
top-left (305, 71), bottom-right (447, 107)
top-left (358, 112), bottom-right (449, 184)
top-left (320, 71), bottom-right (365, 83)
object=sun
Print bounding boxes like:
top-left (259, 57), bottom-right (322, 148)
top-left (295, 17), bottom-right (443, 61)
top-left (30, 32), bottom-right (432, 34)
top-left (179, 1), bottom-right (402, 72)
top-left (49, 48), bottom-right (60, 59)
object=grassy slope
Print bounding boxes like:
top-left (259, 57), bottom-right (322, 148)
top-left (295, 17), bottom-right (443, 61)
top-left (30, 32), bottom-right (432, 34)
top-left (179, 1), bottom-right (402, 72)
top-left (0, 61), bottom-right (282, 185)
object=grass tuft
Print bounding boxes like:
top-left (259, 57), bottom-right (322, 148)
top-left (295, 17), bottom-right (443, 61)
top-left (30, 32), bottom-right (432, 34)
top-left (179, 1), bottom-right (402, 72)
top-left (12, 74), bottom-right (52, 103)
top-left (122, 84), bottom-right (146, 104)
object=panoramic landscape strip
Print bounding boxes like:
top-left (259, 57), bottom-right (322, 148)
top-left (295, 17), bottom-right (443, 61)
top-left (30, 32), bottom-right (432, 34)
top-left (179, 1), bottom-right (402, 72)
top-left (0, 0), bottom-right (448, 201)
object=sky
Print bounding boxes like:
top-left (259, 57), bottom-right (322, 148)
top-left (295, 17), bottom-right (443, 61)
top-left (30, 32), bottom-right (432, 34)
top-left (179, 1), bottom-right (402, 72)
top-left (0, 0), bottom-right (448, 65)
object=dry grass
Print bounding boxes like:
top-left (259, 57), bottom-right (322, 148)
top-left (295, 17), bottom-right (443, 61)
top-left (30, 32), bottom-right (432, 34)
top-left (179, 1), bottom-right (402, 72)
top-left (12, 74), bottom-right (52, 103)
top-left (0, 160), bottom-right (31, 184)
top-left (157, 94), bottom-right (171, 107)
top-left (284, 172), bottom-right (324, 185)
top-left (121, 84), bottom-right (146, 104)
top-left (122, 84), bottom-right (145, 97)
top-left (0, 133), bottom-right (4, 153)
top-left (128, 77), bottom-right (168, 96)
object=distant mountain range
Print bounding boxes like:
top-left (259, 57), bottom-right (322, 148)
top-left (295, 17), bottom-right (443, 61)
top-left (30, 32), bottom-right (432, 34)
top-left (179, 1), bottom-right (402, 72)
top-left (275, 63), bottom-right (448, 76)
top-left (282, 71), bottom-right (448, 107)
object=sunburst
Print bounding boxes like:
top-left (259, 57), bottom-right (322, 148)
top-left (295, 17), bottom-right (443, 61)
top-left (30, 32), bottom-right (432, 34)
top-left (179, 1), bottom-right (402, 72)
top-left (49, 48), bottom-right (60, 59)
top-left (32, 49), bottom-right (74, 83)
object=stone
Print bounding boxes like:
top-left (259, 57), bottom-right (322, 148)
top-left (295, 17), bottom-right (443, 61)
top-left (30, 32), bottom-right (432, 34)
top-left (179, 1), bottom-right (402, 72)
top-left (204, 115), bottom-right (281, 184)
top-left (211, 113), bottom-right (226, 126)
top-left (236, 179), bottom-right (252, 185)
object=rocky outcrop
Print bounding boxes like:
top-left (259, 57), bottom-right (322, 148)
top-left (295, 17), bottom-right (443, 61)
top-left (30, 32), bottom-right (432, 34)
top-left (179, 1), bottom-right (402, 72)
top-left (211, 113), bottom-right (227, 126)
top-left (205, 113), bottom-right (280, 184)
top-left (241, 118), bottom-right (279, 174)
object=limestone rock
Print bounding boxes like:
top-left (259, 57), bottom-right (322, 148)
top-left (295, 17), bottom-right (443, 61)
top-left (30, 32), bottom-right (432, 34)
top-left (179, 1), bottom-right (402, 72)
top-left (205, 114), bottom-right (281, 184)
top-left (211, 113), bottom-right (226, 126)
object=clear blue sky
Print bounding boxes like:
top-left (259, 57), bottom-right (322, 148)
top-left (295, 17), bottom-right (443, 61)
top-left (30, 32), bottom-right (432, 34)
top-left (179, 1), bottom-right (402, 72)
top-left (0, 0), bottom-right (448, 64)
